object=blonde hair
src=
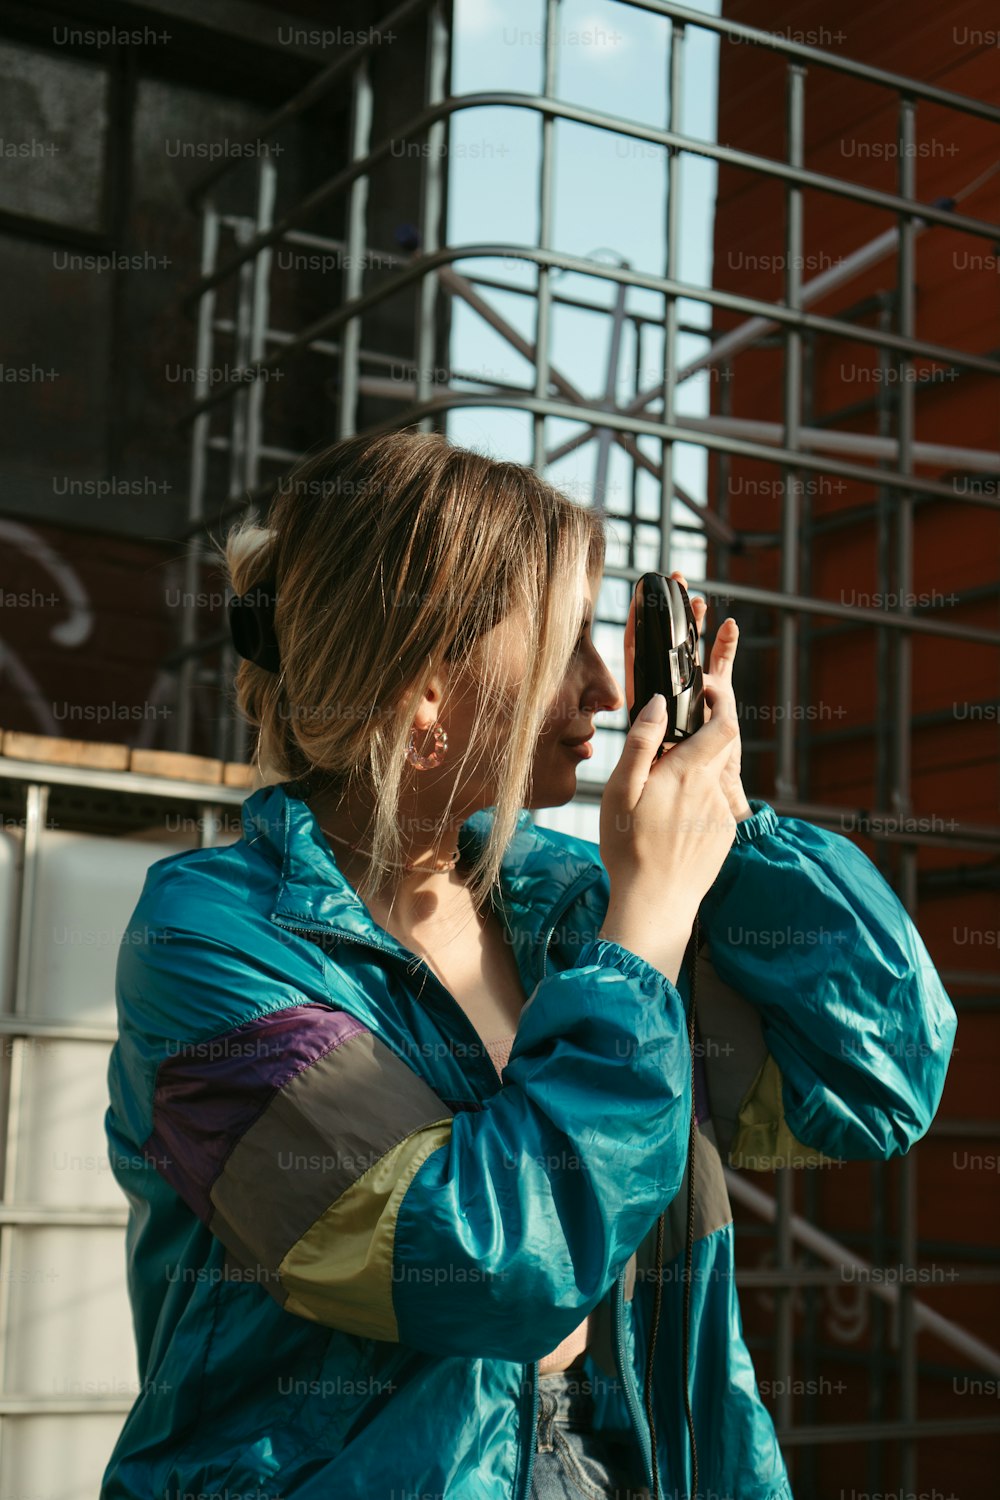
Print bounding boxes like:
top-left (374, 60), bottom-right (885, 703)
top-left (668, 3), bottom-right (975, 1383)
top-left (212, 428), bottom-right (607, 911)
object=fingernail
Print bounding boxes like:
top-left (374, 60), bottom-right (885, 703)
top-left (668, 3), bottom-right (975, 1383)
top-left (639, 693), bottom-right (666, 721)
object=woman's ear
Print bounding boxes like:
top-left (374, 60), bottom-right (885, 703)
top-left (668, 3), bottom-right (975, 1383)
top-left (409, 665), bottom-right (452, 735)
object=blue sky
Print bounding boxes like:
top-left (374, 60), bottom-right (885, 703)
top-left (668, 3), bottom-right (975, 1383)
top-left (445, 0), bottom-right (723, 838)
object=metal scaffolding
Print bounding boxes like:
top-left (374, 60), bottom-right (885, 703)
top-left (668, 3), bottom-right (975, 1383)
top-left (165, 0), bottom-right (1000, 1491)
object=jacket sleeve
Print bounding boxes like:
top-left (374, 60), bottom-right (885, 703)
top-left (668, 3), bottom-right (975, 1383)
top-left (694, 799), bottom-right (958, 1167)
top-left (120, 919), bottom-right (693, 1363)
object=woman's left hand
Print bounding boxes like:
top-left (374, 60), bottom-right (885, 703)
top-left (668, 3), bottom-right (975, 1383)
top-left (669, 570), bottom-right (754, 824)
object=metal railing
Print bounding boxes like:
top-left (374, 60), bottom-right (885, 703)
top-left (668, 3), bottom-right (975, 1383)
top-left (0, 759), bottom-right (247, 1457)
top-left (163, 1), bottom-right (1000, 1491)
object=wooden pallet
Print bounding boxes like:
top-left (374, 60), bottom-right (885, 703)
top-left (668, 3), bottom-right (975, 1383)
top-left (0, 731), bottom-right (256, 789)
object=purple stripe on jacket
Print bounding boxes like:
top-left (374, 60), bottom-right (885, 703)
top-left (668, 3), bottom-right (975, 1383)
top-left (143, 1003), bottom-right (367, 1223)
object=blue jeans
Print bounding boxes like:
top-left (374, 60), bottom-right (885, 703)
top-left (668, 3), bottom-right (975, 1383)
top-left (530, 1368), bottom-right (651, 1499)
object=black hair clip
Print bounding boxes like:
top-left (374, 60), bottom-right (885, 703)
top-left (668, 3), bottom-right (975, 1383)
top-left (228, 577), bottom-right (281, 674)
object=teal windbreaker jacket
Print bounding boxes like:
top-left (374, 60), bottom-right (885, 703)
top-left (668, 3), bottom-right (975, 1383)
top-left (101, 780), bottom-right (957, 1499)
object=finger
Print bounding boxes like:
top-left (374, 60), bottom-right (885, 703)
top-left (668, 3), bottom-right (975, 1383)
top-left (700, 615), bottom-right (738, 723)
top-left (659, 700), bottom-right (739, 770)
top-left (703, 664), bottom-right (736, 703)
top-left (708, 617), bottom-right (739, 680)
top-left (613, 693), bottom-right (667, 809)
top-left (701, 672), bottom-right (737, 731)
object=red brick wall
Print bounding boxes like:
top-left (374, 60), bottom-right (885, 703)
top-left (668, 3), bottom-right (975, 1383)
top-left (711, 4), bottom-right (999, 1493)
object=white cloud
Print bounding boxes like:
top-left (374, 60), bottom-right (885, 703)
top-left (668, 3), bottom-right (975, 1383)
top-left (570, 15), bottom-right (631, 58)
top-left (455, 0), bottom-right (630, 58)
top-left (455, 0), bottom-right (508, 37)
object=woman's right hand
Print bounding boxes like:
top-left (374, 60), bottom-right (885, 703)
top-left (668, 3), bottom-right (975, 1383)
top-left (597, 592), bottom-right (740, 984)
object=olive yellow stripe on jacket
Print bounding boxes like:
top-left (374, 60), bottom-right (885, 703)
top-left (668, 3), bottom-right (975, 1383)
top-left (278, 1120), bottom-right (453, 1339)
top-left (728, 1052), bottom-right (842, 1170)
top-left (693, 946), bottom-right (842, 1170)
top-left (145, 1001), bottom-right (457, 1333)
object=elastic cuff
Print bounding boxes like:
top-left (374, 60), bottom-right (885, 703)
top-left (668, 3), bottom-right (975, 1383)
top-left (733, 799), bottom-right (779, 845)
top-left (577, 936), bottom-right (680, 1001)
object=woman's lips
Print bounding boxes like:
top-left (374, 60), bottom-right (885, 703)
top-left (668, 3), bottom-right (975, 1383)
top-left (561, 739), bottom-right (594, 759)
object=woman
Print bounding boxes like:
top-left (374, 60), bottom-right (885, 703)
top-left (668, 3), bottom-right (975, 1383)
top-left (101, 429), bottom-right (956, 1500)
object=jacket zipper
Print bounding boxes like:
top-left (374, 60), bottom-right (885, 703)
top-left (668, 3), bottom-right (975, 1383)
top-left (519, 1362), bottom-right (540, 1500)
top-left (517, 866), bottom-right (603, 1500)
top-left (272, 917), bottom-right (504, 1098)
top-left (276, 868), bottom-right (618, 1500)
top-left (536, 868), bottom-right (657, 1495)
top-left (535, 869), bottom-right (599, 985)
top-left (614, 1265), bottom-right (656, 1494)
top-left (274, 866), bottom-right (601, 1099)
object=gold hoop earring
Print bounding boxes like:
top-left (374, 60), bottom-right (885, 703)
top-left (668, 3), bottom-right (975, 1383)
top-left (405, 720), bottom-right (448, 771)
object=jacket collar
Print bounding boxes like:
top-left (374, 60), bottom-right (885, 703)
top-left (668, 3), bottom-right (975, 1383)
top-left (240, 781), bottom-right (606, 990)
